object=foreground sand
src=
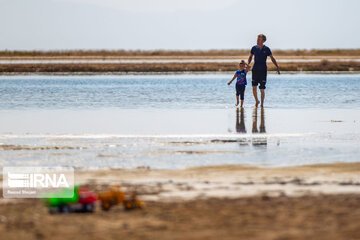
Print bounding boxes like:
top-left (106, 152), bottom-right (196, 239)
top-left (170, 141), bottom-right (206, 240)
top-left (1, 195), bottom-right (360, 240)
top-left (1, 162), bottom-right (360, 239)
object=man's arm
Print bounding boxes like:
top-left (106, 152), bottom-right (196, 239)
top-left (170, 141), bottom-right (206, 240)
top-left (245, 63), bottom-right (251, 71)
top-left (270, 55), bottom-right (280, 74)
top-left (247, 54), bottom-right (253, 65)
top-left (228, 76), bottom-right (236, 85)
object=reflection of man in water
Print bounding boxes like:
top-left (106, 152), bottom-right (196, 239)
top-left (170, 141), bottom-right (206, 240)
top-left (252, 108), bottom-right (258, 133)
top-left (236, 108), bottom-right (246, 133)
top-left (252, 107), bottom-right (266, 133)
top-left (252, 107), bottom-right (267, 146)
top-left (259, 107), bottom-right (266, 133)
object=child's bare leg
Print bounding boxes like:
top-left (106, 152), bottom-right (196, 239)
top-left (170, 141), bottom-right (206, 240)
top-left (252, 86), bottom-right (260, 107)
top-left (236, 95), bottom-right (239, 106)
top-left (260, 89), bottom-right (265, 107)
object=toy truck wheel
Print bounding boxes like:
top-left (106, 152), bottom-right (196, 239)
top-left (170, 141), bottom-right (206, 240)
top-left (101, 201), bottom-right (111, 211)
top-left (49, 207), bottom-right (60, 214)
top-left (124, 200), bottom-right (135, 210)
top-left (83, 203), bottom-right (94, 213)
top-left (60, 205), bottom-right (70, 213)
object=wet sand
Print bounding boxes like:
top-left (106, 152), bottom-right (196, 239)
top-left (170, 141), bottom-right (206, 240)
top-left (1, 162), bottom-right (360, 239)
top-left (1, 108), bottom-right (359, 169)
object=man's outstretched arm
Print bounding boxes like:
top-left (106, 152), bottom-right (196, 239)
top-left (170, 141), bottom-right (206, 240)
top-left (270, 55), bottom-right (280, 74)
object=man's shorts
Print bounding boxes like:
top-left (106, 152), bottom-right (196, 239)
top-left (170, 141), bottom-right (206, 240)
top-left (252, 70), bottom-right (267, 89)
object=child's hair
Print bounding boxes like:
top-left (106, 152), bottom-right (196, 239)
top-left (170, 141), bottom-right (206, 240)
top-left (258, 34), bottom-right (267, 42)
top-left (239, 60), bottom-right (246, 66)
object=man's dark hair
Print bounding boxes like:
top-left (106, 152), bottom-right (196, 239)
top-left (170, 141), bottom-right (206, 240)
top-left (258, 34), bottom-right (267, 42)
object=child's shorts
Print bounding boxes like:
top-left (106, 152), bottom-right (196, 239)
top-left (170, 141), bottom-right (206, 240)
top-left (236, 85), bottom-right (246, 100)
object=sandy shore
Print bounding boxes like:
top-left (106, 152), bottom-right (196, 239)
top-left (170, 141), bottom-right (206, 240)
top-left (1, 162), bottom-right (360, 239)
top-left (1, 60), bottom-right (359, 73)
top-left (75, 162), bottom-right (360, 200)
top-left (1, 54), bottom-right (360, 72)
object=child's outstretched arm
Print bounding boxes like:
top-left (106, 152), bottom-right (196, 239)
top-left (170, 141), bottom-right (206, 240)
top-left (228, 76), bottom-right (236, 85)
top-left (245, 63), bottom-right (251, 71)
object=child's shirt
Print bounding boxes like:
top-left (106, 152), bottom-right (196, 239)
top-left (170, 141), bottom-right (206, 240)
top-left (234, 69), bottom-right (247, 86)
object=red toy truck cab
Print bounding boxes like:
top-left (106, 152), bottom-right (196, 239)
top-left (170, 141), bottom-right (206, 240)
top-left (45, 185), bottom-right (97, 213)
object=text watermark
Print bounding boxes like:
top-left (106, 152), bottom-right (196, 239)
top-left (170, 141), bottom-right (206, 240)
top-left (3, 167), bottom-right (74, 198)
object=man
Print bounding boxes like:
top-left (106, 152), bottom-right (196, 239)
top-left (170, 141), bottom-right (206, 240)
top-left (248, 34), bottom-right (280, 107)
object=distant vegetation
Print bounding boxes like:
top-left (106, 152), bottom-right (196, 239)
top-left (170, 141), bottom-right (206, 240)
top-left (0, 49), bottom-right (360, 57)
top-left (1, 61), bottom-right (359, 73)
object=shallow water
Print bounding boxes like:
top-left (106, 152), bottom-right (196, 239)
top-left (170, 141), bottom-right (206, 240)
top-left (0, 74), bottom-right (359, 110)
top-left (0, 74), bottom-right (359, 169)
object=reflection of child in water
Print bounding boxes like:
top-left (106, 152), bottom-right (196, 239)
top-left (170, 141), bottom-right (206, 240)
top-left (236, 108), bottom-right (246, 133)
top-left (228, 60), bottom-right (251, 107)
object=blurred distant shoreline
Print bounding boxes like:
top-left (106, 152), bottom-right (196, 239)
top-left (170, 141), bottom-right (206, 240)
top-left (1, 49), bottom-right (360, 73)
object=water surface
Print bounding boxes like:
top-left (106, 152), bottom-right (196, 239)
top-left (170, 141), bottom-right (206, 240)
top-left (0, 74), bottom-right (359, 169)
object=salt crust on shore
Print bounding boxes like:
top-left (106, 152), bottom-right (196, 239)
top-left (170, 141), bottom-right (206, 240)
top-left (73, 162), bottom-right (360, 201)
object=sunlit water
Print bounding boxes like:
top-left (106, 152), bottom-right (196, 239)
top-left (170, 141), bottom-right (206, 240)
top-left (0, 73), bottom-right (359, 169)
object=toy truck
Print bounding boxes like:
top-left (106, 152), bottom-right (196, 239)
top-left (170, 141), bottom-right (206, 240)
top-left (98, 186), bottom-right (143, 211)
top-left (43, 185), bottom-right (97, 213)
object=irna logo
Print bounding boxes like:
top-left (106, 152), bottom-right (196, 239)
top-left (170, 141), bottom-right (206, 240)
top-left (3, 167), bottom-right (74, 198)
top-left (8, 172), bottom-right (69, 188)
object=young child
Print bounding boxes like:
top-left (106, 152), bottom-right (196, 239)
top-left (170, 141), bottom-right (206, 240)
top-left (228, 60), bottom-right (251, 107)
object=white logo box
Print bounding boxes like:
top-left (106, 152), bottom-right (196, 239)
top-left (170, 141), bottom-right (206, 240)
top-left (3, 167), bottom-right (74, 198)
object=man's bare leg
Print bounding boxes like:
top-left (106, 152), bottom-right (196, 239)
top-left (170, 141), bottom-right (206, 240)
top-left (240, 100), bottom-right (244, 108)
top-left (260, 89), bottom-right (265, 107)
top-left (252, 86), bottom-right (260, 107)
